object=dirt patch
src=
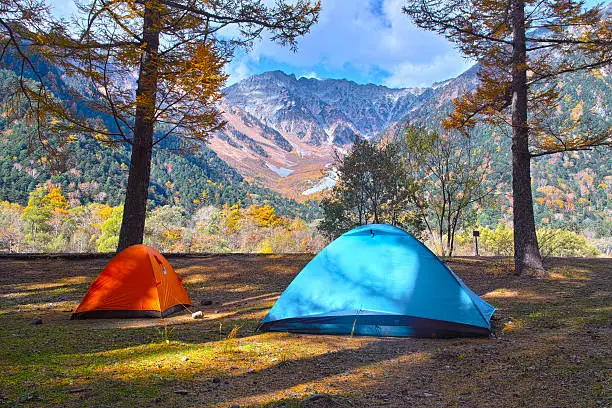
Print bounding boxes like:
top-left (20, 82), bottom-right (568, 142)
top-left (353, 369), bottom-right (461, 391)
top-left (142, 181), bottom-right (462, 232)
top-left (0, 255), bottom-right (610, 407)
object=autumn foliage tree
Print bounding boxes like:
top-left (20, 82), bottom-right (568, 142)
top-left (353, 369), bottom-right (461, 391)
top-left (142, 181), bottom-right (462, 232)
top-left (1, 0), bottom-right (320, 251)
top-left (0, 0), bottom-right (68, 159)
top-left (248, 204), bottom-right (282, 228)
top-left (319, 138), bottom-right (419, 239)
top-left (403, 0), bottom-right (611, 275)
top-left (22, 185), bottom-right (71, 250)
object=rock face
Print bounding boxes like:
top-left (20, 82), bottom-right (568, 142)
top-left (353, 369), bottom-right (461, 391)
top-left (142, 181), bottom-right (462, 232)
top-left (222, 70), bottom-right (426, 145)
top-left (210, 68), bottom-right (479, 198)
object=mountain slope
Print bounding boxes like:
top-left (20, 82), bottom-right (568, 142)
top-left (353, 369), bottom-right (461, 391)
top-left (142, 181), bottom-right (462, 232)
top-left (224, 71), bottom-right (424, 143)
top-left (0, 64), bottom-right (319, 219)
top-left (0, 51), bottom-right (609, 232)
top-left (210, 69), bottom-right (479, 198)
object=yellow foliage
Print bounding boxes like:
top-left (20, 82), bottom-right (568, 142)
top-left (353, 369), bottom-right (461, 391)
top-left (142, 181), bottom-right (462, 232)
top-left (43, 187), bottom-right (69, 211)
top-left (163, 227), bottom-right (183, 243)
top-left (259, 239), bottom-right (273, 254)
top-left (577, 197), bottom-right (590, 206)
top-left (96, 205), bottom-right (114, 220)
top-left (248, 204), bottom-right (282, 227)
top-left (222, 203), bottom-right (241, 233)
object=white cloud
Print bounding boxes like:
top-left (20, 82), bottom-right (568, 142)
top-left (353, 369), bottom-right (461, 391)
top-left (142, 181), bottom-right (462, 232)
top-left (227, 0), bottom-right (473, 87)
top-left (225, 60), bottom-right (253, 86)
top-left (383, 54), bottom-right (474, 89)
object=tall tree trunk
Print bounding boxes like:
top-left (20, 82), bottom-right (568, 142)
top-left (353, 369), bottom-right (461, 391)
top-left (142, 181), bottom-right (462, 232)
top-left (510, 0), bottom-right (545, 276)
top-left (117, 3), bottom-right (161, 252)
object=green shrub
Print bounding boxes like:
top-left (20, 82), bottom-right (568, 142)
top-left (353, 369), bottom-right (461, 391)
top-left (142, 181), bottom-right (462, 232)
top-left (479, 224), bottom-right (514, 256)
top-left (537, 228), bottom-right (600, 257)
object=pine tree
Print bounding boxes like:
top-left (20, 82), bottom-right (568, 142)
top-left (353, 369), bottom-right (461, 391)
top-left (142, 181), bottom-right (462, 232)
top-left (402, 0), bottom-right (611, 275)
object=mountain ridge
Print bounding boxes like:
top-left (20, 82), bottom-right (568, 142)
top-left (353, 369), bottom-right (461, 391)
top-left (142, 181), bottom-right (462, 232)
top-left (210, 65), bottom-right (480, 198)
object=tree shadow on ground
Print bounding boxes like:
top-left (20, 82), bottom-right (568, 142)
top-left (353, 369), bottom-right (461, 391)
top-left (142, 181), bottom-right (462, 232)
top-left (0, 255), bottom-right (610, 407)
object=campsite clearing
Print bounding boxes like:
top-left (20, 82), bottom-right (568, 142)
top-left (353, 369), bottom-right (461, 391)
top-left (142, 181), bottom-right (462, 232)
top-left (0, 255), bottom-right (610, 407)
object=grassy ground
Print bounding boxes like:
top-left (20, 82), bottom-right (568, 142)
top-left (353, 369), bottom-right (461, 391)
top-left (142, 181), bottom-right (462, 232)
top-left (0, 255), bottom-right (610, 407)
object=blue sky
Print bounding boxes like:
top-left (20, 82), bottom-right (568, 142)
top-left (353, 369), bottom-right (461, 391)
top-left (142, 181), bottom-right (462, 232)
top-left (224, 0), bottom-right (474, 88)
top-left (50, 0), bottom-right (606, 89)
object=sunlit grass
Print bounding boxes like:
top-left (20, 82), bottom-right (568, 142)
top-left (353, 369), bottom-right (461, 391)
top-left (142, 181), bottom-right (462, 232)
top-left (483, 288), bottom-right (519, 298)
top-left (6, 276), bottom-right (89, 292)
top-left (483, 287), bottom-right (552, 301)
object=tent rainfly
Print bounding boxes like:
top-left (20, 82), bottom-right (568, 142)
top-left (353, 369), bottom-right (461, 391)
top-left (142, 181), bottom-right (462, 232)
top-left (71, 245), bottom-right (191, 319)
top-left (259, 224), bottom-right (495, 338)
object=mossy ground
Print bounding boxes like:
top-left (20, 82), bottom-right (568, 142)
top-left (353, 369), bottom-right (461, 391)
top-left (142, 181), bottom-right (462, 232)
top-left (0, 255), bottom-right (610, 407)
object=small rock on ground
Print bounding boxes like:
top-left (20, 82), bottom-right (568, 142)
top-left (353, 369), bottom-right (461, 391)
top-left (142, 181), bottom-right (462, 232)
top-left (31, 317), bottom-right (42, 325)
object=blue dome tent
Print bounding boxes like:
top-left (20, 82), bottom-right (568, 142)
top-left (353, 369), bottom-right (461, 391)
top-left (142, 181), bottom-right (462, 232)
top-left (259, 224), bottom-right (495, 338)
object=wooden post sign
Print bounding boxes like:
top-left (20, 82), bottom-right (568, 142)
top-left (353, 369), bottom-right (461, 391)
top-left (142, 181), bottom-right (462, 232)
top-left (473, 230), bottom-right (480, 256)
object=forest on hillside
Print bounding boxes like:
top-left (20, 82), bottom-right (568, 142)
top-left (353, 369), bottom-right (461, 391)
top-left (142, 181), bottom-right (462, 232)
top-left (0, 183), bottom-right (604, 257)
top-left (0, 59), bottom-right (609, 256)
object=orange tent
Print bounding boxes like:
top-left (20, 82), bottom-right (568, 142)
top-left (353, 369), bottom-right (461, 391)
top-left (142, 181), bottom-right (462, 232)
top-left (71, 245), bottom-right (191, 319)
